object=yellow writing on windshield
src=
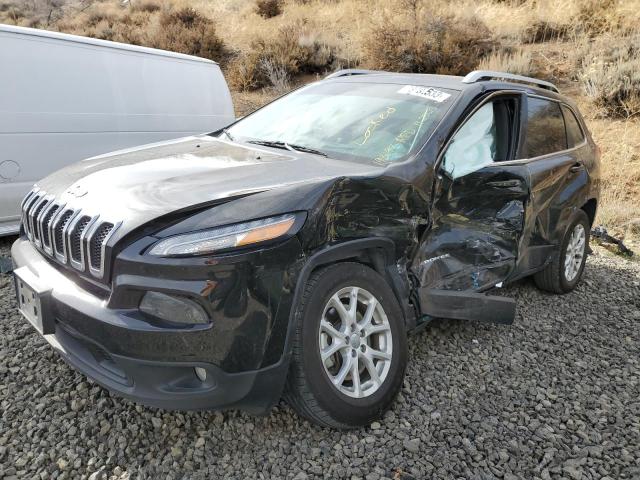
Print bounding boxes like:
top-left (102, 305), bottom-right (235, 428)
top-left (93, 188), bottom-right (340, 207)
top-left (374, 109), bottom-right (431, 165)
top-left (358, 106), bottom-right (396, 145)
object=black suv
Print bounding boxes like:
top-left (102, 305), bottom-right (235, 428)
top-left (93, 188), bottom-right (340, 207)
top-left (12, 70), bottom-right (600, 428)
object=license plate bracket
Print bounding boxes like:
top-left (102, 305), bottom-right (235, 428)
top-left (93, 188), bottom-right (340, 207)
top-left (13, 266), bottom-right (55, 335)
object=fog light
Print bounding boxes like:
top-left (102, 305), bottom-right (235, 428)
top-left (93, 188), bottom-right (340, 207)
top-left (194, 367), bottom-right (207, 382)
top-left (139, 291), bottom-right (208, 325)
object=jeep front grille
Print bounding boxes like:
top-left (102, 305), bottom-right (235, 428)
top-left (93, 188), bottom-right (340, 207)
top-left (21, 188), bottom-right (120, 279)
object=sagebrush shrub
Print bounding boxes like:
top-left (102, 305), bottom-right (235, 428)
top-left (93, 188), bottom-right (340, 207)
top-left (255, 0), bottom-right (282, 19)
top-left (228, 21), bottom-right (337, 91)
top-left (578, 35), bottom-right (640, 118)
top-left (151, 7), bottom-right (228, 61)
top-left (523, 20), bottom-right (571, 43)
top-left (362, 13), bottom-right (496, 74)
top-left (131, 1), bottom-right (161, 14)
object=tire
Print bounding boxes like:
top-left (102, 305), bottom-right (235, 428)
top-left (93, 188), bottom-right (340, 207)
top-left (284, 262), bottom-right (407, 429)
top-left (534, 209), bottom-right (590, 294)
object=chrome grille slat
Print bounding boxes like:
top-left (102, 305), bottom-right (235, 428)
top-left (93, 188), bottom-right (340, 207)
top-left (53, 209), bottom-right (76, 262)
top-left (21, 188), bottom-right (116, 280)
top-left (20, 189), bottom-right (35, 209)
top-left (24, 193), bottom-right (42, 240)
top-left (88, 221), bottom-right (120, 278)
top-left (39, 202), bottom-right (59, 252)
top-left (35, 197), bottom-right (54, 245)
top-left (45, 203), bottom-right (65, 256)
top-left (29, 196), bottom-right (49, 246)
top-left (68, 214), bottom-right (93, 270)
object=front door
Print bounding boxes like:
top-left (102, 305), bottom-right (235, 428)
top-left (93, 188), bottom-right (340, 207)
top-left (411, 94), bottom-right (530, 293)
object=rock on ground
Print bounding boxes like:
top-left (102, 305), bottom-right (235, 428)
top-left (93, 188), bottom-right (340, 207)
top-left (1, 237), bottom-right (639, 479)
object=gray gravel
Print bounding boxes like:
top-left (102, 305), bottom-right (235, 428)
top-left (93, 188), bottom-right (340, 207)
top-left (1, 236), bottom-right (639, 480)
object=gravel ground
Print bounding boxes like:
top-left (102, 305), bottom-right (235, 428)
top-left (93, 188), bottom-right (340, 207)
top-left (0, 236), bottom-right (638, 480)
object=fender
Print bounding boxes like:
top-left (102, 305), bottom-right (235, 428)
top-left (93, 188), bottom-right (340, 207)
top-left (283, 237), bottom-right (412, 360)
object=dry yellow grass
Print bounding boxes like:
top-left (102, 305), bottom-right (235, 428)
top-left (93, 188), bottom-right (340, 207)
top-left (478, 49), bottom-right (536, 76)
top-left (1, 0), bottom-right (639, 238)
top-left (584, 113), bottom-right (640, 237)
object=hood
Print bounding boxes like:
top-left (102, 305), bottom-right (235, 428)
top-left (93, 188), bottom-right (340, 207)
top-left (33, 135), bottom-right (380, 237)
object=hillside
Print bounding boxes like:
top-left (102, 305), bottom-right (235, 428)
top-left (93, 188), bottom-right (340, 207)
top-left (2, 0), bottom-right (639, 244)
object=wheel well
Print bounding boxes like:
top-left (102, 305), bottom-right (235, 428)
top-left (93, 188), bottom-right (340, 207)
top-left (307, 249), bottom-right (387, 283)
top-left (581, 199), bottom-right (597, 227)
top-left (303, 244), bottom-right (416, 328)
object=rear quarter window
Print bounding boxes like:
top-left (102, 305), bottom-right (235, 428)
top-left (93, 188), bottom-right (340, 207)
top-left (523, 97), bottom-right (567, 158)
top-left (562, 105), bottom-right (586, 148)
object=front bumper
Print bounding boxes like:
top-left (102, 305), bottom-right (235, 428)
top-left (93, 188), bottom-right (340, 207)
top-left (11, 237), bottom-right (304, 413)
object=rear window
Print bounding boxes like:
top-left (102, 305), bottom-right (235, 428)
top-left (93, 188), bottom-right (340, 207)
top-left (523, 97), bottom-right (567, 158)
top-left (562, 105), bottom-right (586, 148)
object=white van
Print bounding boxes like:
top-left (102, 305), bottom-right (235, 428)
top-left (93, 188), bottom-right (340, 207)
top-left (0, 24), bottom-right (234, 235)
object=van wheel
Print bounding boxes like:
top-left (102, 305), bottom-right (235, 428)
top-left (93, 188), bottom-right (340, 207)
top-left (534, 210), bottom-right (590, 294)
top-left (284, 262), bottom-right (407, 429)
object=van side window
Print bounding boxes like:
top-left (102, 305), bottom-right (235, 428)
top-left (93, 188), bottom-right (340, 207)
top-left (442, 98), bottom-right (516, 179)
top-left (562, 105), bottom-right (585, 148)
top-left (523, 97), bottom-right (566, 158)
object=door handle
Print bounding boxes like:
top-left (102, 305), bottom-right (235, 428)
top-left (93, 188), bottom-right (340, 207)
top-left (486, 179), bottom-right (522, 189)
top-left (569, 162), bottom-right (583, 173)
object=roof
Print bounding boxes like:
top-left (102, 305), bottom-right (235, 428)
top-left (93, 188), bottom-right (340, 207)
top-left (0, 23), bottom-right (218, 65)
top-left (326, 71), bottom-right (466, 91)
top-left (324, 69), bottom-right (563, 98)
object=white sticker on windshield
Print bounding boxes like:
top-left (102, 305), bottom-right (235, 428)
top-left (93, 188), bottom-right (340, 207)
top-left (397, 85), bottom-right (451, 103)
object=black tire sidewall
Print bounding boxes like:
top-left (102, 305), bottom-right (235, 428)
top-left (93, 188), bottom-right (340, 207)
top-left (299, 263), bottom-right (407, 426)
top-left (558, 211), bottom-right (590, 292)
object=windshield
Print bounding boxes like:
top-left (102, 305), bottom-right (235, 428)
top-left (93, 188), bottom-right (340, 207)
top-left (225, 82), bottom-right (458, 166)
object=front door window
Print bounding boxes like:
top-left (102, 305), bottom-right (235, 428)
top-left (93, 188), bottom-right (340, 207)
top-left (442, 102), bottom-right (496, 179)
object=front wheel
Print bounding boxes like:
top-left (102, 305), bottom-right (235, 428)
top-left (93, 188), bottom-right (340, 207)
top-left (534, 210), bottom-right (590, 293)
top-left (284, 262), bottom-right (407, 429)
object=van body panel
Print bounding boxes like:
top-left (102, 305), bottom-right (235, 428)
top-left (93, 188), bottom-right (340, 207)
top-left (0, 24), bottom-right (234, 234)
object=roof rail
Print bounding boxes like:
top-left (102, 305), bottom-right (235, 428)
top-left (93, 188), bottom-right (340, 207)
top-left (324, 69), bottom-right (387, 79)
top-left (462, 70), bottom-right (559, 93)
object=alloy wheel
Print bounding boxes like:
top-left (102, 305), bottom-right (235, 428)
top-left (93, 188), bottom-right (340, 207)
top-left (318, 286), bottom-right (393, 398)
top-left (564, 223), bottom-right (586, 282)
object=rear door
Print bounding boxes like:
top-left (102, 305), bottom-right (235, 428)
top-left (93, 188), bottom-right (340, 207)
top-left (412, 92), bottom-right (530, 292)
top-left (511, 97), bottom-right (588, 275)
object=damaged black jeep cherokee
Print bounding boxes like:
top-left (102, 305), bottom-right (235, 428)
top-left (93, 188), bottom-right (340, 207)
top-left (12, 70), bottom-right (600, 428)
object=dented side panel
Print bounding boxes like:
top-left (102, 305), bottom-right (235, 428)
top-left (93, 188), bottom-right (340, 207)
top-left (411, 165), bottom-right (529, 292)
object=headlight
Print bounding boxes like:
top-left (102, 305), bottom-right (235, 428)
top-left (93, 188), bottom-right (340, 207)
top-left (148, 213), bottom-right (298, 257)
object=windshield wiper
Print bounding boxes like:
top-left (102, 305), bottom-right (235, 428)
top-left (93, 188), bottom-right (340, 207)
top-left (247, 140), bottom-right (327, 157)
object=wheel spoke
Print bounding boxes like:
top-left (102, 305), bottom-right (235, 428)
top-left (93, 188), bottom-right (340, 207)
top-left (350, 356), bottom-right (361, 397)
top-left (358, 297), bottom-right (377, 330)
top-left (369, 347), bottom-right (392, 361)
top-left (329, 294), bottom-right (349, 323)
top-left (564, 255), bottom-right (571, 269)
top-left (332, 354), bottom-right (353, 387)
top-left (320, 319), bottom-right (343, 341)
top-left (347, 287), bottom-right (359, 325)
top-left (321, 340), bottom-right (347, 362)
top-left (364, 323), bottom-right (390, 337)
top-left (361, 352), bottom-right (381, 386)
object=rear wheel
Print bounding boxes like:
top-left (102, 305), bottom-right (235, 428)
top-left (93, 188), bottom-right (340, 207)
top-left (285, 262), bottom-right (407, 429)
top-left (534, 210), bottom-right (590, 293)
